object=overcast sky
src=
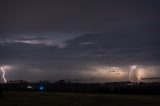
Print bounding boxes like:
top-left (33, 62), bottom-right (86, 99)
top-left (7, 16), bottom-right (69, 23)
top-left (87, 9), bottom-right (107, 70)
top-left (0, 0), bottom-right (160, 82)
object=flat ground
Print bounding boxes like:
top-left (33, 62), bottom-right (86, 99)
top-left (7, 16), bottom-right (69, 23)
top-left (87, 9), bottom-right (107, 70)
top-left (0, 92), bottom-right (160, 106)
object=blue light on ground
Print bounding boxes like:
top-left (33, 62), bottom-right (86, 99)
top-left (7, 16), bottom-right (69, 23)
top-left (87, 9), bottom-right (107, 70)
top-left (38, 84), bottom-right (46, 92)
top-left (39, 86), bottom-right (44, 90)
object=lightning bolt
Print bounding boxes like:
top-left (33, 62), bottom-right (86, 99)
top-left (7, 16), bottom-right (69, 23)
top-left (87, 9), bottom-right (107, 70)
top-left (129, 65), bottom-right (137, 82)
top-left (1, 66), bottom-right (7, 83)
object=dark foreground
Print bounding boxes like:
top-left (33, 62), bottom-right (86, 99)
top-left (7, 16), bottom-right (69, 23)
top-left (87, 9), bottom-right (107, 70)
top-left (0, 92), bottom-right (160, 106)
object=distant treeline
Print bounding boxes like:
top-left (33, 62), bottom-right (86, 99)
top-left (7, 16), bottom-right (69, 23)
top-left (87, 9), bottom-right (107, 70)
top-left (1, 80), bottom-right (160, 95)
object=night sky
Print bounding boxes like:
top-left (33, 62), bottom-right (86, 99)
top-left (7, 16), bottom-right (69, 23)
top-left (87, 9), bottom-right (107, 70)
top-left (0, 0), bottom-right (160, 82)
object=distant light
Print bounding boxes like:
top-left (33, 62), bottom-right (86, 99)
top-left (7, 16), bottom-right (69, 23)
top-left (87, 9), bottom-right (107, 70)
top-left (27, 86), bottom-right (33, 89)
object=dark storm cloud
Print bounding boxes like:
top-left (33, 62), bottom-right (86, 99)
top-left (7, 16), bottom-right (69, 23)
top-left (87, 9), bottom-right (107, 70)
top-left (1, 0), bottom-right (160, 32)
top-left (0, 0), bottom-right (160, 81)
top-left (65, 32), bottom-right (160, 65)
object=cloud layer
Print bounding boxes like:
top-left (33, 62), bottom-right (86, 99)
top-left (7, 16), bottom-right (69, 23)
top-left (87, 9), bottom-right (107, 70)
top-left (0, 0), bottom-right (160, 82)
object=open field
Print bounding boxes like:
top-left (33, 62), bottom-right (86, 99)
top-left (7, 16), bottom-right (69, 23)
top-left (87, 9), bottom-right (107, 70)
top-left (0, 92), bottom-right (160, 106)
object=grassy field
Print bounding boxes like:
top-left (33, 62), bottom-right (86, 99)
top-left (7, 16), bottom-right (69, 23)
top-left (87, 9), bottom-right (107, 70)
top-left (0, 92), bottom-right (160, 106)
